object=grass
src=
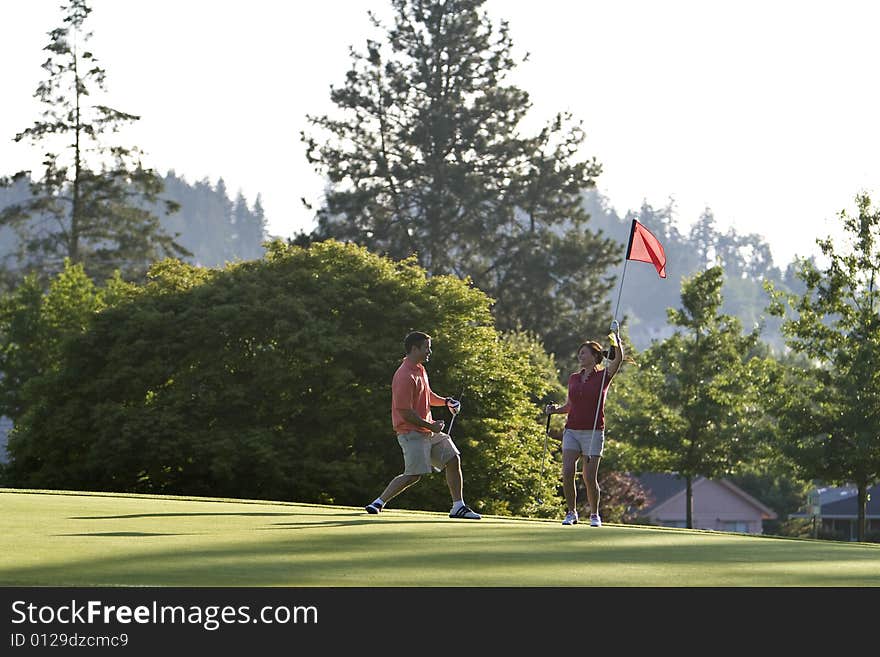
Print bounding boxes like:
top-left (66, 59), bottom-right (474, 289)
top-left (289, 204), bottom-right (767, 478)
top-left (2, 488), bottom-right (879, 587)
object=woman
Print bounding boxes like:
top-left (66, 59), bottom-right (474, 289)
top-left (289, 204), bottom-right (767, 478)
top-left (546, 321), bottom-right (623, 526)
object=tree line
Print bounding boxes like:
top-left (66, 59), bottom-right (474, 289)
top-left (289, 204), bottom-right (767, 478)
top-left (0, 172), bottom-right (268, 283)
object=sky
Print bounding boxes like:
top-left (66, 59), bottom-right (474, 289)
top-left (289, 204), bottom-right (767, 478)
top-left (2, 0), bottom-right (879, 268)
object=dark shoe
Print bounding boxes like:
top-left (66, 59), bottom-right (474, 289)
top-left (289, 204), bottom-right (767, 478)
top-left (365, 502), bottom-right (383, 514)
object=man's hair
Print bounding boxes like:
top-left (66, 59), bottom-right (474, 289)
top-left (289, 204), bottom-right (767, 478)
top-left (404, 331), bottom-right (431, 353)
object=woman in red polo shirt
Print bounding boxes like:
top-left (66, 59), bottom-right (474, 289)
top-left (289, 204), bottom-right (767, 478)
top-left (545, 321), bottom-right (623, 527)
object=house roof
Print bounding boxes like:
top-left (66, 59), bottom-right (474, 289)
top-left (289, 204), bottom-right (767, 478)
top-left (634, 472), bottom-right (777, 519)
top-left (815, 484), bottom-right (880, 517)
top-left (634, 472), bottom-right (688, 513)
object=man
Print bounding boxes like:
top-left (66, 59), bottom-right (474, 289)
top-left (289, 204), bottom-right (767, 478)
top-left (364, 331), bottom-right (481, 519)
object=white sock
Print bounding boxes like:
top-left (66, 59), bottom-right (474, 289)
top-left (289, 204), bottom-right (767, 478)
top-left (452, 500), bottom-right (465, 511)
top-left (374, 498), bottom-right (385, 507)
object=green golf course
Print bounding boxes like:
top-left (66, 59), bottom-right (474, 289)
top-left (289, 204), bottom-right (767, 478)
top-left (2, 488), bottom-right (878, 586)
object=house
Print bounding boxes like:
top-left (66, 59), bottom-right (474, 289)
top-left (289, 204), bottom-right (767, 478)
top-left (633, 472), bottom-right (777, 534)
top-left (789, 483), bottom-right (880, 541)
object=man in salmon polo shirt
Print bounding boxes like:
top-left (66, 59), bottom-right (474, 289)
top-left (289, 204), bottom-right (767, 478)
top-left (364, 331), bottom-right (481, 519)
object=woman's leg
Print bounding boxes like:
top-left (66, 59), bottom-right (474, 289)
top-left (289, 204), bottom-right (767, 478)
top-left (562, 449), bottom-right (581, 513)
top-left (581, 456), bottom-right (601, 516)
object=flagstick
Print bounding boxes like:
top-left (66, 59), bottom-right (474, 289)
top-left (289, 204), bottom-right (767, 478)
top-left (589, 217), bottom-right (665, 437)
top-left (589, 254), bottom-right (630, 457)
top-left (612, 257), bottom-right (630, 323)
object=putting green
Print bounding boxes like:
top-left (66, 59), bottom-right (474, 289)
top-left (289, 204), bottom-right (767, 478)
top-left (2, 489), bottom-right (878, 586)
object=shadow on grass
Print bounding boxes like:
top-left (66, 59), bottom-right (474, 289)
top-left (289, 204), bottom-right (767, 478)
top-left (53, 532), bottom-right (192, 537)
top-left (6, 522), bottom-right (880, 587)
top-left (68, 511), bottom-right (352, 519)
top-left (263, 518), bottom-right (452, 529)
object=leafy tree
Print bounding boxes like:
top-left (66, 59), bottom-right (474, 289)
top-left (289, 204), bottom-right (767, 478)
top-left (613, 266), bottom-right (768, 528)
top-left (0, 261), bottom-right (133, 424)
top-left (765, 192), bottom-right (880, 541)
top-left (590, 470), bottom-right (650, 524)
top-left (0, 0), bottom-right (188, 285)
top-left (6, 240), bottom-right (564, 517)
top-left (301, 0), bottom-right (619, 360)
top-left (728, 468), bottom-right (811, 536)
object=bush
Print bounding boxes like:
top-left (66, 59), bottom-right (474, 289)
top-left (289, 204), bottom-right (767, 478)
top-left (6, 240), bottom-right (563, 516)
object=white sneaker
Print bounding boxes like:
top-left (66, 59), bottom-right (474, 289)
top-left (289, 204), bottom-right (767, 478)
top-left (562, 511), bottom-right (579, 526)
top-left (449, 504), bottom-right (481, 519)
top-left (590, 513), bottom-right (602, 527)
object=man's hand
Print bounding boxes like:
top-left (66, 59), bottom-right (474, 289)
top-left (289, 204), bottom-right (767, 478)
top-left (430, 419), bottom-right (445, 432)
top-left (545, 403), bottom-right (558, 415)
top-left (446, 397), bottom-right (461, 415)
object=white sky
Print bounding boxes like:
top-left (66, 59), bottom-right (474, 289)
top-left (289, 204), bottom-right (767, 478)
top-left (2, 0), bottom-right (878, 267)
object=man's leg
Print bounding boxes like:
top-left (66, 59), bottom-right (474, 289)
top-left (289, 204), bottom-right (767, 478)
top-left (442, 453), bottom-right (481, 519)
top-left (379, 474), bottom-right (421, 504)
top-left (444, 454), bottom-right (463, 504)
top-left (368, 432), bottom-right (429, 512)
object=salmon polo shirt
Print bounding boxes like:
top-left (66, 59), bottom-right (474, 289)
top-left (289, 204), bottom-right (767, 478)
top-left (391, 357), bottom-right (440, 434)
top-left (565, 367), bottom-right (614, 431)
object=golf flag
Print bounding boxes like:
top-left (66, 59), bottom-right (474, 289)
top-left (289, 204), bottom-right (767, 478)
top-left (625, 219), bottom-right (667, 278)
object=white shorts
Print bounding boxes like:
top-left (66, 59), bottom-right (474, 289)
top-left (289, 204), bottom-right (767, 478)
top-left (396, 431), bottom-right (460, 475)
top-left (562, 428), bottom-right (605, 457)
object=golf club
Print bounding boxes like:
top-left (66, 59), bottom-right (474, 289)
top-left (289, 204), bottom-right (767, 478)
top-left (536, 408), bottom-right (552, 504)
top-left (445, 389), bottom-right (463, 435)
top-left (432, 392), bottom-right (463, 473)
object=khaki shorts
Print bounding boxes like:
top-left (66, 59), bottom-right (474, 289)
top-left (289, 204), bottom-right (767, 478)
top-left (562, 428), bottom-right (605, 457)
top-left (396, 431), bottom-right (460, 475)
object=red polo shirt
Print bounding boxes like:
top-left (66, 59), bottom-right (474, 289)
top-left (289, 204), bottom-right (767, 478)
top-left (565, 367), bottom-right (614, 430)
top-left (391, 358), bottom-right (444, 434)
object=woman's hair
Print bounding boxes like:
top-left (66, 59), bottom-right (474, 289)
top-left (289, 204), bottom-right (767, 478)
top-left (577, 341), bottom-right (604, 360)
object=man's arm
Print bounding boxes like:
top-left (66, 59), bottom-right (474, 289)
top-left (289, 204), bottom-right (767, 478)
top-left (400, 408), bottom-right (444, 431)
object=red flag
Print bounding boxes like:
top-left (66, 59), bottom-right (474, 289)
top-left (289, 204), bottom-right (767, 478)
top-left (626, 219), bottom-right (667, 278)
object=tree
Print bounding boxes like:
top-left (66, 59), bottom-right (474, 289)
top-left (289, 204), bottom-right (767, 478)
top-left (233, 193), bottom-right (267, 261)
top-left (301, 0), bottom-right (619, 360)
top-left (613, 266), bottom-right (767, 528)
top-left (6, 239), bottom-right (564, 517)
top-left (0, 260), bottom-right (133, 424)
top-left (156, 172), bottom-right (264, 267)
top-left (0, 0), bottom-right (188, 285)
top-left (765, 193), bottom-right (880, 541)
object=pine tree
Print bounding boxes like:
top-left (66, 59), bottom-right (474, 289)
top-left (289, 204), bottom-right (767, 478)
top-left (231, 192), bottom-right (266, 261)
top-left (0, 0), bottom-right (188, 285)
top-left (302, 0), bottom-right (619, 359)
